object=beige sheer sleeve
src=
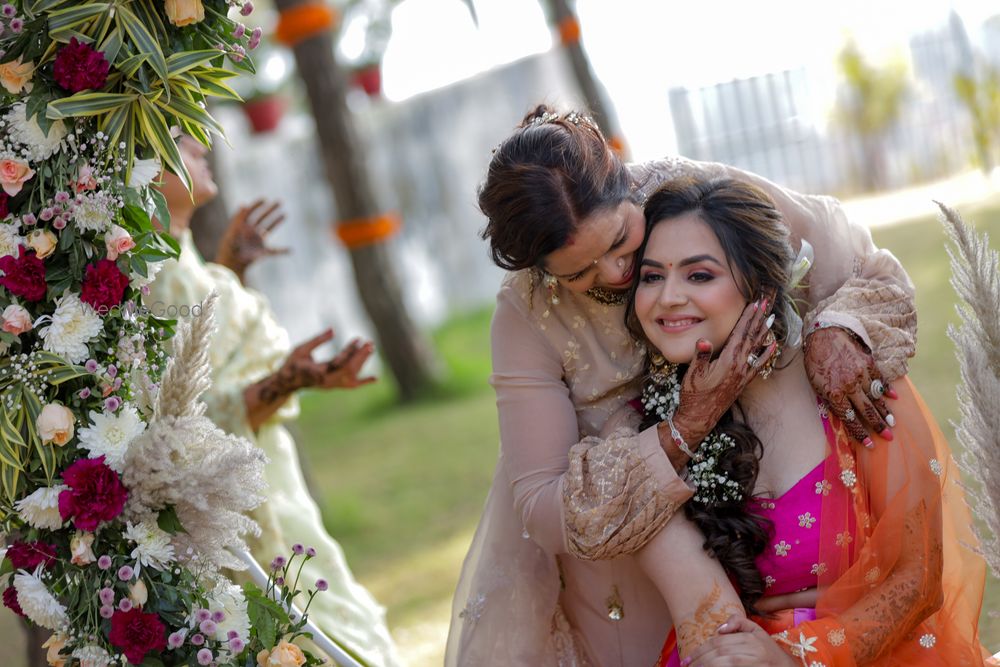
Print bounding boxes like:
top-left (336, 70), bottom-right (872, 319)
top-left (630, 157), bottom-right (917, 380)
top-left (491, 285), bottom-right (693, 558)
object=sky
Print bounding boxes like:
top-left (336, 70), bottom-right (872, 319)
top-left (338, 0), bottom-right (1000, 160)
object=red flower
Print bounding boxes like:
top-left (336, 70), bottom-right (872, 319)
top-left (0, 192), bottom-right (8, 218)
top-left (109, 608), bottom-right (167, 664)
top-left (6, 541), bottom-right (58, 570)
top-left (0, 247), bottom-right (47, 302)
top-left (2, 586), bottom-right (24, 617)
top-left (80, 259), bottom-right (129, 311)
top-left (58, 456), bottom-right (127, 531)
top-left (53, 38), bottom-right (110, 93)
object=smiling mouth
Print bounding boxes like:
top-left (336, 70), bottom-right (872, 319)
top-left (655, 317), bottom-right (702, 331)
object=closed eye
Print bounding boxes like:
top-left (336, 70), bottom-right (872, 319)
top-left (688, 271), bottom-right (715, 283)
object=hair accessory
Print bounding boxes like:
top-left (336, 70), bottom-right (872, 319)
top-left (543, 272), bottom-right (560, 305)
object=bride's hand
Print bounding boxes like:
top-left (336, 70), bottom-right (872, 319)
top-left (668, 295), bottom-right (778, 448)
top-left (681, 615), bottom-right (797, 667)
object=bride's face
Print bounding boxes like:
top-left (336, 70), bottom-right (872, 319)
top-left (542, 201), bottom-right (645, 293)
top-left (634, 212), bottom-right (747, 364)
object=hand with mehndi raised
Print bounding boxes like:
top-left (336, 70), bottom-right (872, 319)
top-left (214, 198), bottom-right (290, 282)
top-left (803, 326), bottom-right (896, 448)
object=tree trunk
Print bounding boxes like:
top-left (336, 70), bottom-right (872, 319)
top-left (271, 0), bottom-right (441, 401)
top-left (23, 622), bottom-right (47, 667)
top-left (543, 0), bottom-right (628, 158)
top-left (189, 143), bottom-right (231, 262)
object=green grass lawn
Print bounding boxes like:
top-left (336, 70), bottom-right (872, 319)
top-left (2, 197), bottom-right (999, 665)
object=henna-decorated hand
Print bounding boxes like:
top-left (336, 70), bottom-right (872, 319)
top-left (803, 326), bottom-right (896, 448)
top-left (280, 329), bottom-right (377, 392)
top-left (667, 297), bottom-right (778, 449)
top-left (683, 615), bottom-right (797, 667)
top-left (214, 199), bottom-right (290, 280)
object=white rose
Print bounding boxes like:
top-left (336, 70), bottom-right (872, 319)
top-left (36, 404), bottom-right (75, 446)
top-left (27, 229), bottom-right (58, 259)
top-left (128, 579), bottom-right (148, 607)
top-left (69, 532), bottom-right (95, 566)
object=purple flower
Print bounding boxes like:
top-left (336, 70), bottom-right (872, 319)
top-left (117, 565), bottom-right (133, 581)
top-left (54, 191), bottom-right (70, 203)
top-left (112, 377), bottom-right (122, 390)
top-left (52, 217), bottom-right (67, 230)
top-left (197, 648), bottom-right (213, 666)
top-left (167, 629), bottom-right (187, 649)
top-left (97, 554), bottom-right (112, 569)
top-left (107, 364), bottom-right (117, 378)
top-left (85, 359), bottom-right (99, 373)
top-left (99, 587), bottom-right (115, 605)
top-left (291, 544), bottom-right (304, 555)
top-left (211, 610), bottom-right (225, 623)
top-left (79, 387), bottom-right (93, 400)
top-left (248, 27), bottom-right (262, 50)
top-left (104, 396), bottom-right (121, 413)
top-left (227, 630), bottom-right (239, 640)
top-left (1, 4), bottom-right (14, 16)
top-left (9, 17), bottom-right (22, 32)
top-left (21, 213), bottom-right (36, 226)
top-left (274, 577), bottom-right (284, 587)
top-left (100, 605), bottom-right (114, 619)
top-left (306, 546), bottom-right (317, 557)
top-left (118, 598), bottom-right (133, 612)
top-left (233, 23), bottom-right (245, 38)
top-left (270, 556), bottom-right (286, 570)
top-left (195, 608), bottom-right (211, 623)
top-left (39, 207), bottom-right (54, 221)
top-left (190, 633), bottom-right (204, 646)
top-left (198, 619), bottom-right (216, 635)
top-left (228, 637), bottom-right (245, 653)
top-left (239, 1), bottom-right (253, 15)
top-left (315, 578), bottom-right (329, 592)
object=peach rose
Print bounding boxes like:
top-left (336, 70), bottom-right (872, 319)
top-left (73, 163), bottom-right (98, 193)
top-left (70, 531), bottom-right (95, 566)
top-left (0, 158), bottom-right (35, 196)
top-left (2, 304), bottom-right (33, 335)
top-left (104, 225), bottom-right (135, 260)
top-left (0, 57), bottom-right (34, 95)
top-left (37, 403), bottom-right (75, 446)
top-left (256, 640), bottom-right (306, 667)
top-left (27, 229), bottom-right (58, 259)
top-left (42, 633), bottom-right (67, 667)
top-left (164, 0), bottom-right (204, 26)
top-left (128, 579), bottom-right (148, 607)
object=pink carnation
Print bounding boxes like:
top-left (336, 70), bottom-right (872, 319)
top-left (58, 456), bottom-right (127, 531)
top-left (53, 38), bottom-right (109, 92)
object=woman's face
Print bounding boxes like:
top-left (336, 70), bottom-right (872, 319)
top-left (634, 211), bottom-right (747, 364)
top-left (542, 200), bottom-right (645, 293)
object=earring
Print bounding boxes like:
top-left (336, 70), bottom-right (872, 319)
top-left (544, 272), bottom-right (560, 305)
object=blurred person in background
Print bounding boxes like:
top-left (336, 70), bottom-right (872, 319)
top-left (149, 136), bottom-right (401, 667)
top-left (447, 105), bottom-right (917, 666)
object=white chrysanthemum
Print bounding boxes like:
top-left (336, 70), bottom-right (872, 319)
top-left (78, 404), bottom-right (146, 473)
top-left (207, 581), bottom-right (251, 644)
top-left (123, 520), bottom-right (174, 570)
top-left (0, 223), bottom-right (24, 256)
top-left (6, 102), bottom-right (67, 161)
top-left (13, 571), bottom-right (68, 631)
top-left (72, 645), bottom-right (111, 667)
top-left (14, 485), bottom-right (67, 530)
top-left (127, 156), bottom-right (161, 188)
top-left (129, 258), bottom-right (162, 289)
top-left (71, 191), bottom-right (113, 233)
top-left (37, 292), bottom-right (104, 363)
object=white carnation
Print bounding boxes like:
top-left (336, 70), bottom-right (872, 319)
top-left (207, 581), bottom-right (251, 645)
top-left (37, 292), bottom-right (104, 363)
top-left (13, 570), bottom-right (68, 631)
top-left (123, 520), bottom-right (174, 570)
top-left (129, 258), bottom-right (163, 289)
top-left (71, 645), bottom-right (111, 667)
top-left (0, 223), bottom-right (24, 256)
top-left (6, 103), bottom-right (67, 161)
top-left (71, 191), bottom-right (114, 233)
top-left (14, 485), bottom-right (67, 530)
top-left (78, 404), bottom-right (146, 473)
top-left (127, 156), bottom-right (161, 189)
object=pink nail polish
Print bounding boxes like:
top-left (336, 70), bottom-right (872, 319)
top-left (886, 388), bottom-right (899, 400)
top-left (680, 659), bottom-right (692, 667)
top-left (880, 428), bottom-right (894, 441)
top-left (863, 437), bottom-right (874, 449)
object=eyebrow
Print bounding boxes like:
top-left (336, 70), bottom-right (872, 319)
top-left (551, 216), bottom-right (629, 279)
top-left (641, 254), bottom-right (724, 269)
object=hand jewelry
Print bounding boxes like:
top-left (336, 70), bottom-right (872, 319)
top-left (843, 407), bottom-right (857, 422)
top-left (870, 379), bottom-right (885, 399)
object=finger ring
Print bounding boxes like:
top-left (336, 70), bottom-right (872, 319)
top-left (759, 365), bottom-right (774, 380)
top-left (747, 353), bottom-right (759, 368)
top-left (844, 408), bottom-right (856, 422)
top-left (870, 379), bottom-right (885, 399)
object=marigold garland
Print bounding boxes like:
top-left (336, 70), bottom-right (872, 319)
top-left (335, 213), bottom-right (401, 249)
top-left (557, 15), bottom-right (581, 45)
top-left (275, 2), bottom-right (340, 47)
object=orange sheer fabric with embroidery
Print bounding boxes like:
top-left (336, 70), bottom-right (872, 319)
top-left (763, 376), bottom-right (990, 666)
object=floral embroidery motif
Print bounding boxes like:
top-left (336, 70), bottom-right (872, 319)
top-left (840, 469), bottom-right (857, 488)
top-left (810, 562), bottom-right (828, 576)
top-left (775, 631), bottom-right (819, 659)
top-left (864, 566), bottom-right (881, 583)
top-left (765, 575), bottom-right (776, 588)
top-left (815, 480), bottom-right (832, 496)
top-left (774, 540), bottom-right (792, 557)
top-left (798, 511), bottom-right (816, 528)
top-left (919, 633), bottom-right (936, 648)
top-left (827, 628), bottom-right (846, 646)
top-left (929, 459), bottom-right (942, 476)
top-left (459, 593), bottom-right (486, 626)
top-left (835, 531), bottom-right (853, 547)
top-left (809, 663), bottom-right (827, 667)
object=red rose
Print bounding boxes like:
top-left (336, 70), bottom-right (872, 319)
top-left (53, 38), bottom-right (110, 93)
top-left (2, 586), bottom-right (24, 617)
top-left (0, 246), bottom-right (47, 302)
top-left (6, 541), bottom-right (58, 570)
top-left (109, 608), bottom-right (167, 664)
top-left (0, 192), bottom-right (9, 218)
top-left (58, 456), bottom-right (127, 531)
top-left (80, 259), bottom-right (129, 311)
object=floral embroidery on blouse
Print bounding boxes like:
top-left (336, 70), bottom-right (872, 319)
top-left (840, 469), bottom-right (857, 488)
top-left (929, 459), bottom-right (943, 476)
top-left (835, 531), bottom-right (853, 547)
top-left (765, 575), bottom-right (776, 588)
top-left (798, 512), bottom-right (816, 528)
top-left (919, 633), bottom-right (937, 648)
top-left (774, 540), bottom-right (792, 557)
top-left (815, 480), bottom-right (832, 496)
top-left (827, 628), bottom-right (846, 646)
top-left (810, 562), bottom-right (828, 576)
top-left (864, 566), bottom-right (881, 583)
